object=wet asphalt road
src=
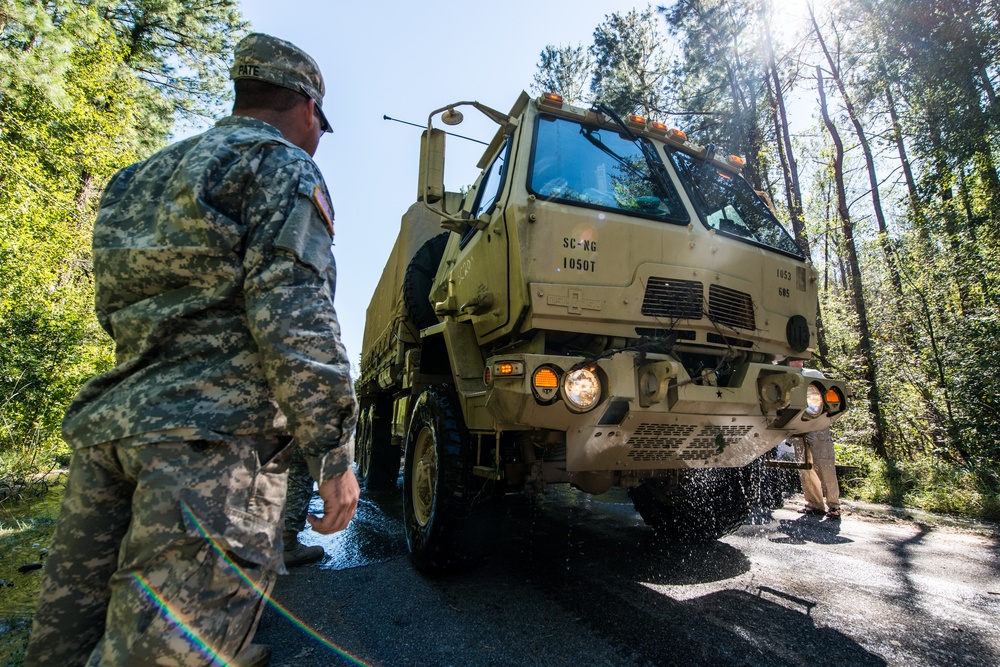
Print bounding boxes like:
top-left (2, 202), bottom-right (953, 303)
top-left (255, 486), bottom-right (1000, 667)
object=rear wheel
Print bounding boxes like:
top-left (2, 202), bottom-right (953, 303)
top-left (354, 395), bottom-right (400, 491)
top-left (629, 463), bottom-right (757, 543)
top-left (403, 384), bottom-right (502, 571)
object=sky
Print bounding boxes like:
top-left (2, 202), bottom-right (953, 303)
top-left (232, 0), bottom-right (815, 366)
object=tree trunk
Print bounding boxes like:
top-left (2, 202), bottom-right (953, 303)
top-left (885, 83), bottom-right (926, 233)
top-left (810, 4), bottom-right (904, 302)
top-left (980, 66), bottom-right (997, 109)
top-left (762, 11), bottom-right (807, 252)
top-left (817, 65), bottom-right (889, 462)
top-left (928, 126), bottom-right (972, 316)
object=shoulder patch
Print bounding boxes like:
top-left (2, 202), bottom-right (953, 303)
top-left (312, 184), bottom-right (335, 236)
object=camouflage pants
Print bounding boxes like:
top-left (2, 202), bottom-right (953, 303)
top-left (283, 444), bottom-right (315, 535)
top-left (25, 435), bottom-right (291, 666)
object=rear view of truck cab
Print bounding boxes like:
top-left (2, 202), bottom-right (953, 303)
top-left (357, 92), bottom-right (849, 571)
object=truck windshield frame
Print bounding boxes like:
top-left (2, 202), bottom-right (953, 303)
top-left (527, 114), bottom-right (690, 224)
top-left (666, 148), bottom-right (806, 259)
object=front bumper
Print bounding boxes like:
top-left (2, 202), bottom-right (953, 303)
top-left (484, 351), bottom-right (847, 472)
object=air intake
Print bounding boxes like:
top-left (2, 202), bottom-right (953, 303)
top-left (708, 284), bottom-right (756, 330)
top-left (641, 278), bottom-right (703, 320)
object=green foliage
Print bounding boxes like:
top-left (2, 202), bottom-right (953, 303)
top-left (532, 6), bottom-right (673, 118)
top-left (532, 43), bottom-right (592, 105)
top-left (0, 1), bottom-right (245, 482)
top-left (839, 444), bottom-right (1000, 522)
top-left (536, 0), bottom-right (1000, 519)
top-left (590, 6), bottom-right (671, 118)
top-left (100, 0), bottom-right (248, 132)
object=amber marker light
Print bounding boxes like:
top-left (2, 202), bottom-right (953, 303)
top-left (825, 387), bottom-right (843, 411)
top-left (531, 365), bottom-right (561, 403)
top-left (627, 114), bottom-right (648, 125)
top-left (533, 367), bottom-right (559, 389)
top-left (728, 155), bottom-right (746, 167)
top-left (497, 362), bottom-right (516, 376)
top-left (650, 121), bottom-right (668, 132)
top-left (667, 128), bottom-right (687, 142)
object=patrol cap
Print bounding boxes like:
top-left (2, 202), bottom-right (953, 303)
top-left (231, 32), bottom-right (332, 133)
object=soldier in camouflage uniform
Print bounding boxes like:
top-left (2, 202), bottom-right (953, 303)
top-left (282, 446), bottom-right (326, 566)
top-left (25, 33), bottom-right (358, 667)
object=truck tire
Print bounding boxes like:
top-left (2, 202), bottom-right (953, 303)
top-left (355, 396), bottom-right (400, 492)
top-left (403, 232), bottom-right (449, 331)
top-left (628, 463), bottom-right (756, 543)
top-left (403, 384), bottom-right (502, 571)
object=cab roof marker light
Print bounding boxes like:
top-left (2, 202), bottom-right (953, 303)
top-left (649, 121), bottom-right (669, 133)
top-left (728, 155), bottom-right (746, 169)
top-left (540, 92), bottom-right (564, 109)
top-left (667, 128), bottom-right (687, 142)
top-left (626, 114), bottom-right (647, 130)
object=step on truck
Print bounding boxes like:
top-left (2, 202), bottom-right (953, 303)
top-left (356, 92), bottom-right (849, 572)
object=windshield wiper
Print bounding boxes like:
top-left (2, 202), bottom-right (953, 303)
top-left (579, 127), bottom-right (649, 181)
top-left (592, 103), bottom-right (674, 200)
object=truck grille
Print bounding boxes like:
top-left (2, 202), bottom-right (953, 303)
top-left (627, 423), bottom-right (696, 461)
top-left (708, 284), bottom-right (756, 330)
top-left (626, 423), bottom-right (754, 463)
top-left (640, 279), bottom-right (756, 332)
top-left (640, 278), bottom-right (703, 320)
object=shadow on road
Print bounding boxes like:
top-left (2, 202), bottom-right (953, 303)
top-left (769, 515), bottom-right (853, 545)
top-left (258, 484), bottom-right (886, 666)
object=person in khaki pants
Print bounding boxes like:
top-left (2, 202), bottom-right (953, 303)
top-left (794, 428), bottom-right (841, 520)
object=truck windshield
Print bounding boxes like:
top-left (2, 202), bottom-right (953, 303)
top-left (529, 115), bottom-right (689, 223)
top-left (668, 149), bottom-right (805, 258)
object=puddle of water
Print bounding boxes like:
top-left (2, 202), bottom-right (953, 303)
top-left (297, 486), bottom-right (409, 570)
top-left (0, 483), bottom-right (64, 666)
top-left (0, 485), bottom-right (63, 618)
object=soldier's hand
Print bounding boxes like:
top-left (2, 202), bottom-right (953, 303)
top-left (307, 468), bottom-right (360, 534)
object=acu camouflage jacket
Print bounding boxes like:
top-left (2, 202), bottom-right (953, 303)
top-left (62, 116), bottom-right (356, 483)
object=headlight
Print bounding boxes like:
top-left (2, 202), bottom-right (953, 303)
top-left (562, 367), bottom-right (602, 411)
top-left (805, 383), bottom-right (824, 417)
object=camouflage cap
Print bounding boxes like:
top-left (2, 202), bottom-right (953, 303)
top-left (231, 33), bottom-right (331, 133)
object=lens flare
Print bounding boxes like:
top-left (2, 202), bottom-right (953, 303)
top-left (128, 504), bottom-right (372, 666)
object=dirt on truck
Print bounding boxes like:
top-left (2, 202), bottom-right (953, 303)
top-left (355, 92), bottom-right (849, 572)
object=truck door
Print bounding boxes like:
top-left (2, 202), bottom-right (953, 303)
top-left (448, 136), bottom-right (513, 340)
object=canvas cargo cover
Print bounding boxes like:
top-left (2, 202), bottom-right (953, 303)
top-left (361, 202), bottom-right (445, 362)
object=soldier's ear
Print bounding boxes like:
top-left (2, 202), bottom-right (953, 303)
top-left (304, 98), bottom-right (319, 132)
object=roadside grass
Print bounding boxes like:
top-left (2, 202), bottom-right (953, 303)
top-left (837, 446), bottom-right (1000, 523)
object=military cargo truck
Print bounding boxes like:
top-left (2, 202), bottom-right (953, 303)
top-left (357, 92), bottom-right (848, 571)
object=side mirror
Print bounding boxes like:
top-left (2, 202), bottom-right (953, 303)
top-left (418, 128), bottom-right (445, 204)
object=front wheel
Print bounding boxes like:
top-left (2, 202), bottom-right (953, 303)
top-left (403, 385), bottom-right (502, 571)
top-left (629, 463), bottom-right (758, 543)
